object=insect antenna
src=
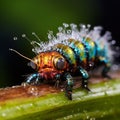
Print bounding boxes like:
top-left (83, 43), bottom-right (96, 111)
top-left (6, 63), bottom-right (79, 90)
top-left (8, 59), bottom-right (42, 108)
top-left (32, 32), bottom-right (41, 42)
top-left (9, 48), bottom-right (36, 64)
top-left (22, 34), bottom-right (31, 43)
top-left (22, 34), bottom-right (38, 54)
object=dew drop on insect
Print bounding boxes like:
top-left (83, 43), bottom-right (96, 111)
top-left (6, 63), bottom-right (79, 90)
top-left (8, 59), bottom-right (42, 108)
top-left (67, 30), bottom-right (71, 34)
top-left (13, 36), bottom-right (18, 40)
top-left (111, 40), bottom-right (116, 45)
top-left (87, 24), bottom-right (91, 28)
top-left (70, 23), bottom-right (77, 30)
top-left (48, 31), bottom-right (54, 40)
top-left (58, 27), bottom-right (63, 32)
top-left (63, 23), bottom-right (69, 28)
top-left (80, 24), bottom-right (86, 29)
top-left (48, 34), bottom-right (52, 40)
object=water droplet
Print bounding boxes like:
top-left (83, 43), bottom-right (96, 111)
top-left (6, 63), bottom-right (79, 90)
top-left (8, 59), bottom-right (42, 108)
top-left (67, 30), bottom-right (71, 34)
top-left (2, 113), bottom-right (6, 117)
top-left (32, 32), bottom-right (35, 35)
top-left (16, 106), bottom-right (21, 110)
top-left (27, 86), bottom-right (39, 96)
top-left (90, 117), bottom-right (96, 120)
top-left (70, 23), bottom-right (77, 30)
top-left (111, 40), bottom-right (116, 45)
top-left (30, 103), bottom-right (33, 106)
top-left (86, 115), bottom-right (90, 119)
top-left (32, 48), bottom-right (36, 52)
top-left (63, 23), bottom-right (69, 28)
top-left (58, 27), bottom-right (63, 32)
top-left (61, 89), bottom-right (64, 91)
top-left (13, 37), bottom-right (18, 40)
top-left (80, 24), bottom-right (86, 29)
top-left (48, 34), bottom-right (52, 40)
top-left (22, 34), bottom-right (26, 38)
top-left (48, 31), bottom-right (55, 40)
top-left (87, 24), bottom-right (91, 28)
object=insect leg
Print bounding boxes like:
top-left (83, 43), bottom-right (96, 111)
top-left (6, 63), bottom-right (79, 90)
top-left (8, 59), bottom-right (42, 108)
top-left (64, 73), bottom-right (74, 100)
top-left (54, 74), bottom-right (61, 88)
top-left (79, 67), bottom-right (90, 91)
top-left (102, 62), bottom-right (111, 79)
top-left (25, 73), bottom-right (42, 85)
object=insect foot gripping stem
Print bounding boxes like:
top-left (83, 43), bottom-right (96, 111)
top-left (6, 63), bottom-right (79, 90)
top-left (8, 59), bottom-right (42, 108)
top-left (64, 74), bottom-right (74, 100)
top-left (79, 67), bottom-right (91, 91)
top-left (25, 73), bottom-right (42, 85)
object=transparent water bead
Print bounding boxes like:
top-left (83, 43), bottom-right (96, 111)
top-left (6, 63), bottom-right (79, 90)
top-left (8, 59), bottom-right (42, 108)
top-left (13, 36), bottom-right (18, 40)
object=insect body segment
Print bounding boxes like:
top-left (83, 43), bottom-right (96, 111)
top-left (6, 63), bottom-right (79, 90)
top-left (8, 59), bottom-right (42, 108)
top-left (11, 23), bottom-right (113, 100)
top-left (83, 37), bottom-right (96, 61)
top-left (53, 44), bottom-right (77, 68)
top-left (68, 39), bottom-right (87, 63)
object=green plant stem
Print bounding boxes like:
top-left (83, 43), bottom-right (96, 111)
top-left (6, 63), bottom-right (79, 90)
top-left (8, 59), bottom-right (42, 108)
top-left (0, 79), bottom-right (120, 120)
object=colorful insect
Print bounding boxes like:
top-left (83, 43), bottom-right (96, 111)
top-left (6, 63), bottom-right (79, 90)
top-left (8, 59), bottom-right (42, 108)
top-left (10, 23), bottom-right (113, 100)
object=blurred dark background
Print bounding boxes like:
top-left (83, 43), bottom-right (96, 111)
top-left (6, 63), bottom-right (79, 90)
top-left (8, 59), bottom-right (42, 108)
top-left (0, 0), bottom-right (120, 88)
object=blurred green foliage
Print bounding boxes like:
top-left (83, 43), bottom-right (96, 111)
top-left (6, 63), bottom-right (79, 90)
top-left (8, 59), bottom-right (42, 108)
top-left (0, 0), bottom-right (101, 35)
top-left (0, 0), bottom-right (101, 87)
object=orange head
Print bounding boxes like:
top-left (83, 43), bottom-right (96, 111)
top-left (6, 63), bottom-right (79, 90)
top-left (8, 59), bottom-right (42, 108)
top-left (9, 49), bottom-right (68, 78)
top-left (28, 51), bottom-right (68, 73)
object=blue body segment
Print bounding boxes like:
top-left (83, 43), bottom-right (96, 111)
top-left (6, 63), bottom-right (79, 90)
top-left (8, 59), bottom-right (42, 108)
top-left (82, 37), bottom-right (97, 61)
top-left (96, 42), bottom-right (109, 64)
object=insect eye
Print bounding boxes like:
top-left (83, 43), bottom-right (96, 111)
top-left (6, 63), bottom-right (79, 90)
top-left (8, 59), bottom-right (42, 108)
top-left (28, 62), bottom-right (37, 69)
top-left (54, 57), bottom-right (65, 70)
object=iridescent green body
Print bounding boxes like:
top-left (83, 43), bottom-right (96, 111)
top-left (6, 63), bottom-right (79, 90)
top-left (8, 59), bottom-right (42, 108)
top-left (25, 37), bottom-right (111, 100)
top-left (22, 23), bottom-right (111, 100)
top-left (53, 38), bottom-right (111, 99)
top-left (11, 23), bottom-right (112, 100)
top-left (53, 38), bottom-right (111, 71)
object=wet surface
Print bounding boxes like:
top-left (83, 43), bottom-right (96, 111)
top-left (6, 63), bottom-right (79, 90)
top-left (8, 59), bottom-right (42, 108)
top-left (0, 71), bottom-right (120, 102)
